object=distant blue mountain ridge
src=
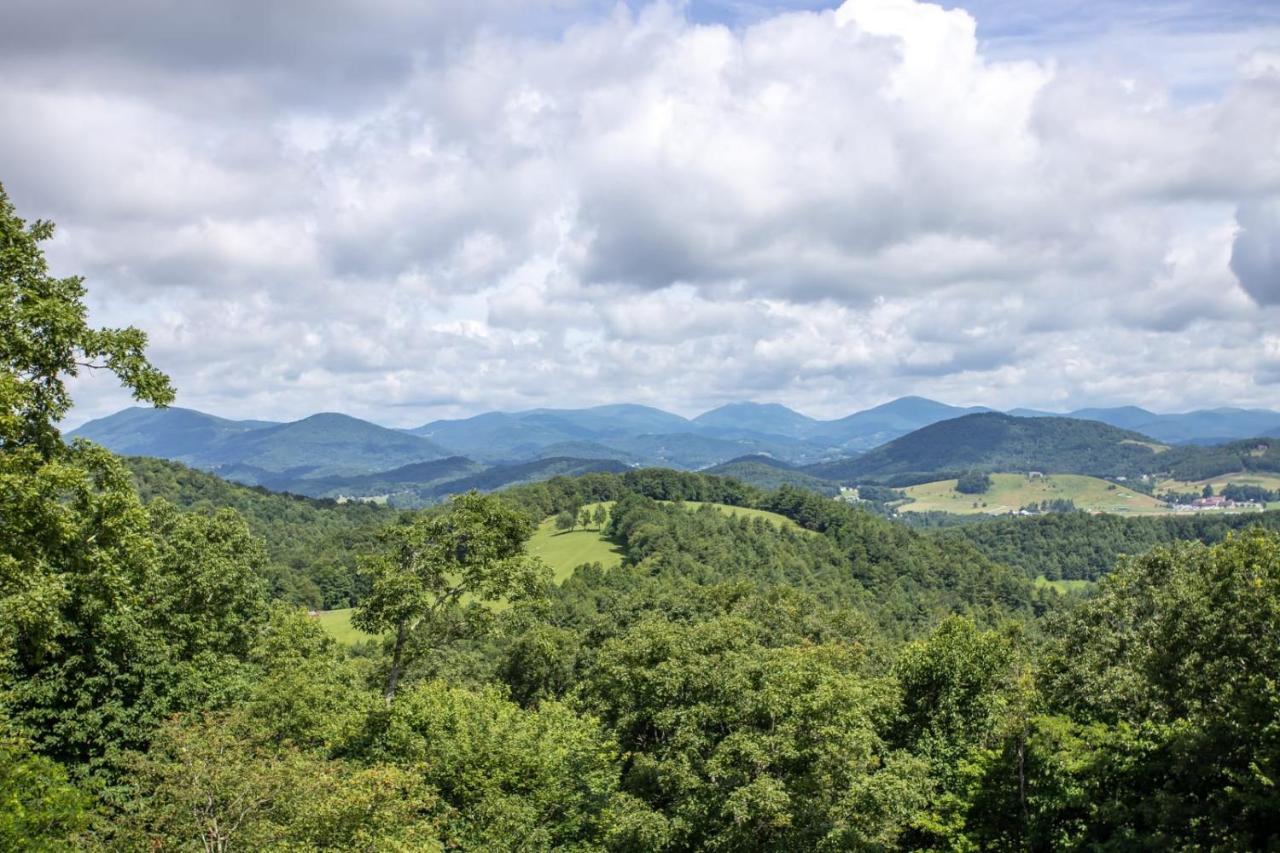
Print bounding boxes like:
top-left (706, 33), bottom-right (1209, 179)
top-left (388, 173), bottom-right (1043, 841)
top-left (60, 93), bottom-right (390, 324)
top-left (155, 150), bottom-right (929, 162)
top-left (68, 397), bottom-right (1280, 505)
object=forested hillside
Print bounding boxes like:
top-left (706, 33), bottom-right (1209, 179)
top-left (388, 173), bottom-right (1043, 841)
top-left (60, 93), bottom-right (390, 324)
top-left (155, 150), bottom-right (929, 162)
top-left (704, 455), bottom-right (843, 494)
top-left (807, 413), bottom-right (1167, 483)
top-left (935, 507), bottom-right (1280, 581)
top-left (1156, 436), bottom-right (1279, 480)
top-left (124, 456), bottom-right (395, 607)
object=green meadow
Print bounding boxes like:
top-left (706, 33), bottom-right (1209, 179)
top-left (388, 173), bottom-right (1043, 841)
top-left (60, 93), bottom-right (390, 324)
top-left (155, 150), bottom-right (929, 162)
top-left (900, 473), bottom-right (1169, 516)
top-left (1033, 575), bottom-right (1095, 595)
top-left (1158, 471), bottom-right (1280, 494)
top-left (678, 500), bottom-right (802, 530)
top-left (312, 607), bottom-right (376, 645)
top-left (527, 501), bottom-right (625, 582)
top-left (316, 499), bottom-right (799, 643)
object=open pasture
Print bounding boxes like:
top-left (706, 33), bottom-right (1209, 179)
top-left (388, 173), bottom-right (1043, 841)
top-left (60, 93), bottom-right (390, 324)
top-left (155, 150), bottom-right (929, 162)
top-left (1157, 472), bottom-right (1280, 494)
top-left (899, 473), bottom-right (1169, 516)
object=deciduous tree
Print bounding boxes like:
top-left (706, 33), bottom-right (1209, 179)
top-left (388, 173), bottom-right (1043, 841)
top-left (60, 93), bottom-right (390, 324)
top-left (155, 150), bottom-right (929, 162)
top-left (353, 492), bottom-right (550, 701)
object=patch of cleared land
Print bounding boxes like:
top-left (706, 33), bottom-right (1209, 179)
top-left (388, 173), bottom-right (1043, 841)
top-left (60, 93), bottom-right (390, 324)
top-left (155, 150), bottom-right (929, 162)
top-left (899, 473), bottom-right (1169, 516)
top-left (1157, 472), bottom-right (1280, 493)
top-left (1120, 438), bottom-right (1170, 453)
top-left (1034, 575), bottom-right (1095, 595)
top-left (318, 500), bottom-right (800, 643)
top-left (678, 501), bottom-right (802, 530)
top-left (313, 608), bottom-right (377, 645)
top-left (526, 500), bottom-right (799, 584)
top-left (527, 501), bottom-right (625, 583)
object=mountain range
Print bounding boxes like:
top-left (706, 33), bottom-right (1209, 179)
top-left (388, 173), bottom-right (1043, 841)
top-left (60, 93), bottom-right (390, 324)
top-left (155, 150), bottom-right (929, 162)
top-left (1008, 405), bottom-right (1280, 445)
top-left (69, 397), bottom-right (1280, 504)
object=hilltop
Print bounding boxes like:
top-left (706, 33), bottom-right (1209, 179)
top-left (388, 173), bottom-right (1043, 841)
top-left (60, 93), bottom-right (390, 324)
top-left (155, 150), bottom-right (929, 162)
top-left (68, 406), bottom-right (278, 461)
top-left (704, 455), bottom-right (843, 495)
top-left (806, 413), bottom-right (1168, 484)
top-left (75, 408), bottom-right (450, 481)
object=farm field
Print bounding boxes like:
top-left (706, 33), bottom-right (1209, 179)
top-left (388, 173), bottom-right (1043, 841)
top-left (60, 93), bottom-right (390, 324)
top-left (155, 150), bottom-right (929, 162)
top-left (1157, 472), bottom-right (1280, 493)
top-left (899, 473), bottom-right (1169, 515)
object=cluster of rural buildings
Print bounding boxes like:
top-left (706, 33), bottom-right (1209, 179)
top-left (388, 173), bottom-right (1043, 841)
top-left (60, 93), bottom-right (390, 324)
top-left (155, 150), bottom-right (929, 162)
top-left (1168, 494), bottom-right (1263, 512)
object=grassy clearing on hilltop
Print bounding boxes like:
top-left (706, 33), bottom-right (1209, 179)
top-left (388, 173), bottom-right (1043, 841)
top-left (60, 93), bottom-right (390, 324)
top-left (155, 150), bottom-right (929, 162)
top-left (527, 500), bottom-right (800, 583)
top-left (1034, 575), bottom-right (1095, 595)
top-left (679, 500), bottom-right (803, 530)
top-left (527, 501), bottom-right (625, 583)
top-left (318, 500), bottom-right (801, 643)
top-left (900, 473), bottom-right (1169, 516)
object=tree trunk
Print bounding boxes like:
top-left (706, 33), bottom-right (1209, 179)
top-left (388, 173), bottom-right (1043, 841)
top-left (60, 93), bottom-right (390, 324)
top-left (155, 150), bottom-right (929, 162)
top-left (1018, 730), bottom-right (1029, 843)
top-left (384, 619), bottom-right (408, 703)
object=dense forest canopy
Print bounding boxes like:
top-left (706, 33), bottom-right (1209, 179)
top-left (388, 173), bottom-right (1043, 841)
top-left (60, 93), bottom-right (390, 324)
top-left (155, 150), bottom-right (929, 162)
top-left (935, 507), bottom-right (1280, 581)
top-left (4, 183), bottom-right (1280, 850)
top-left (803, 414), bottom-right (1280, 487)
top-left (125, 456), bottom-right (395, 608)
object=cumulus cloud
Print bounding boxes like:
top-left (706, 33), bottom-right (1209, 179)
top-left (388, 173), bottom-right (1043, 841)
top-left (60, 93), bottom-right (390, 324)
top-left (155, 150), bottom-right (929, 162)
top-left (3, 0), bottom-right (1280, 425)
top-left (1232, 199), bottom-right (1280, 305)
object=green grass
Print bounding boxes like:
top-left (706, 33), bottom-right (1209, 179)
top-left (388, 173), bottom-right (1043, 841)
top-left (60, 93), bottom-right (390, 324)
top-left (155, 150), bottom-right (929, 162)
top-left (679, 501), bottom-right (803, 530)
top-left (313, 608), bottom-right (378, 645)
top-left (527, 502), bottom-right (625, 583)
top-left (317, 504), bottom-right (624, 644)
top-left (1120, 438), bottom-right (1169, 453)
top-left (1034, 575), bottom-right (1094, 595)
top-left (1158, 472), bottom-right (1280, 494)
top-left (318, 500), bottom-right (800, 644)
top-left (900, 473), bottom-right (1169, 516)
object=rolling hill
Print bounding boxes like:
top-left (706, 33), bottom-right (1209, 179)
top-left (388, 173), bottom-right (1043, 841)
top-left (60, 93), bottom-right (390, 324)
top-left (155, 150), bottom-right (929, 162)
top-left (209, 413), bottom-right (452, 478)
top-left (1154, 437), bottom-right (1280, 482)
top-left (415, 457), bottom-right (631, 500)
top-left (805, 413), bottom-right (1168, 484)
top-left (1011, 405), bottom-right (1280, 445)
top-left (208, 456), bottom-right (631, 506)
top-left (812, 396), bottom-right (992, 450)
top-left (899, 473), bottom-right (1169, 515)
top-left (408, 404), bottom-right (694, 461)
top-left (122, 456), bottom-right (391, 608)
top-left (68, 406), bottom-right (279, 461)
top-left (704, 455), bottom-right (842, 494)
top-left (249, 456), bottom-right (486, 500)
top-left (72, 398), bottom-right (1280, 497)
top-left (693, 402), bottom-right (820, 437)
top-left (71, 409), bottom-right (451, 483)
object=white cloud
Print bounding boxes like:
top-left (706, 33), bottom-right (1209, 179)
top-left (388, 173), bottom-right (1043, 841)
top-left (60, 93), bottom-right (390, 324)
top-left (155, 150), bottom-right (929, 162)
top-left (1232, 198), bottom-right (1280, 306)
top-left (3, 0), bottom-right (1279, 426)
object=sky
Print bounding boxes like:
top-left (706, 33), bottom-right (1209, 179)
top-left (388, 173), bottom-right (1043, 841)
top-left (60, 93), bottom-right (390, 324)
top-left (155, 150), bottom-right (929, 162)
top-left (2, 0), bottom-right (1279, 427)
